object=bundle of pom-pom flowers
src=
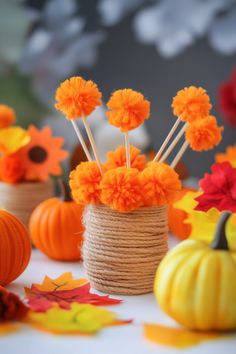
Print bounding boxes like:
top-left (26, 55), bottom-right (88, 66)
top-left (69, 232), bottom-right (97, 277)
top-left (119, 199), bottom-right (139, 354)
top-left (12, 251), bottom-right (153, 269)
top-left (55, 77), bottom-right (223, 213)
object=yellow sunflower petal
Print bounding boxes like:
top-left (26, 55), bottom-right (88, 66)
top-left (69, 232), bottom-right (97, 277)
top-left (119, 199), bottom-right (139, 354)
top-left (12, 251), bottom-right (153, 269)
top-left (0, 127), bottom-right (30, 154)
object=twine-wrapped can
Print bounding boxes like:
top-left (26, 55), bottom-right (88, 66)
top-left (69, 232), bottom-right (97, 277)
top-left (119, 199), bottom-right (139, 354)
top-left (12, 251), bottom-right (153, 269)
top-left (83, 204), bottom-right (168, 295)
top-left (0, 181), bottom-right (54, 228)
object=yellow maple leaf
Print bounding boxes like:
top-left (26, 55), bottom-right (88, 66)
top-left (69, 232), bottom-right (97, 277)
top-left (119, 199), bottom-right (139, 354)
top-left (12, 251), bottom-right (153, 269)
top-left (27, 303), bottom-right (117, 334)
top-left (175, 191), bottom-right (236, 248)
top-left (0, 127), bottom-right (30, 154)
top-left (34, 272), bottom-right (88, 292)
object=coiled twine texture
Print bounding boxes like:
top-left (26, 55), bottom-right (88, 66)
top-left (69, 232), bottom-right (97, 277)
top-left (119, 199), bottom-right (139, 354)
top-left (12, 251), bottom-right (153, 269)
top-left (83, 204), bottom-right (168, 295)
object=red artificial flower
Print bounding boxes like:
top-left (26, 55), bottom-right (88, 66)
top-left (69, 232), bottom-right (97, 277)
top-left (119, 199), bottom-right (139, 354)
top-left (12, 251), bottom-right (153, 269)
top-left (218, 69), bottom-right (236, 127)
top-left (195, 162), bottom-right (236, 212)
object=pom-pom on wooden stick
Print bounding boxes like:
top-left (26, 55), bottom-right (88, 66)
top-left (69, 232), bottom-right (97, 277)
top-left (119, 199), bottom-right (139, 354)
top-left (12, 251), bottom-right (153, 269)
top-left (154, 86), bottom-right (212, 162)
top-left (55, 76), bottom-right (102, 171)
top-left (170, 115), bottom-right (223, 168)
top-left (106, 89), bottom-right (150, 169)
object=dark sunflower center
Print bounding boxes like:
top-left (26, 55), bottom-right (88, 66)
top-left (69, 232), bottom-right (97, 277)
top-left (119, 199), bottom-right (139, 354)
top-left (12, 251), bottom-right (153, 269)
top-left (28, 146), bottom-right (48, 163)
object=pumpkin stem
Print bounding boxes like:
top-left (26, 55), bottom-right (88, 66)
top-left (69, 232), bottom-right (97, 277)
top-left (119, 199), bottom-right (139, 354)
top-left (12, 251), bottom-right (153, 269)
top-left (211, 212), bottom-right (231, 250)
top-left (58, 179), bottom-right (71, 202)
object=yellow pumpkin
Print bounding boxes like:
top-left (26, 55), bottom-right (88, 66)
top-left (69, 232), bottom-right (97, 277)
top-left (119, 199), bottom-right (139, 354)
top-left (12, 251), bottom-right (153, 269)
top-left (155, 212), bottom-right (236, 330)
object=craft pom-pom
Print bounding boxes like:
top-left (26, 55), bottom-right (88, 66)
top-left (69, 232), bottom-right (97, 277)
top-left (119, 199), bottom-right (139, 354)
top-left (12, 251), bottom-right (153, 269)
top-left (155, 212), bottom-right (236, 330)
top-left (0, 210), bottom-right (31, 286)
top-left (29, 182), bottom-right (84, 261)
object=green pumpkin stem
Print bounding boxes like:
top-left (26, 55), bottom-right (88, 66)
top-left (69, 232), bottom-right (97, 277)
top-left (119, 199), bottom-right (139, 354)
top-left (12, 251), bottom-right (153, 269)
top-left (58, 179), bottom-right (71, 202)
top-left (211, 212), bottom-right (231, 250)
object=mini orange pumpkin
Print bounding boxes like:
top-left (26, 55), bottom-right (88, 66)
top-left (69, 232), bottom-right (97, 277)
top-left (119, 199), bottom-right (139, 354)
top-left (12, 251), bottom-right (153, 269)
top-left (0, 210), bottom-right (31, 286)
top-left (168, 188), bottom-right (196, 240)
top-left (29, 182), bottom-right (84, 261)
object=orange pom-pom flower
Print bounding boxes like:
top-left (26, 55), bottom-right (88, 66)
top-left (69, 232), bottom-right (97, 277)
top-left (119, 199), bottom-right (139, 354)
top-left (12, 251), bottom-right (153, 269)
top-left (186, 115), bottom-right (223, 151)
top-left (104, 145), bottom-right (146, 171)
top-left (140, 162), bottom-right (181, 206)
top-left (106, 89), bottom-right (150, 132)
top-left (100, 167), bottom-right (143, 212)
top-left (0, 105), bottom-right (16, 128)
top-left (0, 153), bottom-right (25, 184)
top-left (172, 86), bottom-right (212, 122)
top-left (69, 162), bottom-right (102, 205)
top-left (55, 76), bottom-right (102, 119)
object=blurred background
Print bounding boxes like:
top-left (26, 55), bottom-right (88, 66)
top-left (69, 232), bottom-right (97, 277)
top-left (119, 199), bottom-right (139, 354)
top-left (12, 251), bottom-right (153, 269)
top-left (0, 0), bottom-right (235, 177)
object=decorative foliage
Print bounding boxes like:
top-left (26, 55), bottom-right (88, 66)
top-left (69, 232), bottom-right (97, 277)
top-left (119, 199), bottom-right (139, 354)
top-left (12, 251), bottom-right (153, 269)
top-left (174, 190), bottom-right (236, 247)
top-left (172, 86), bottom-right (212, 122)
top-left (55, 76), bottom-right (102, 119)
top-left (144, 323), bottom-right (224, 348)
top-left (106, 89), bottom-right (150, 132)
top-left (0, 210), bottom-right (31, 286)
top-left (0, 105), bottom-right (16, 128)
top-left (0, 127), bottom-right (30, 154)
top-left (70, 161), bottom-right (102, 205)
top-left (25, 273), bottom-right (122, 312)
top-left (104, 145), bottom-right (146, 171)
top-left (141, 162), bottom-right (181, 206)
top-left (0, 286), bottom-right (29, 322)
top-left (185, 115), bottom-right (223, 151)
top-left (33, 273), bottom-right (88, 292)
top-left (100, 167), bottom-right (143, 212)
top-left (27, 303), bottom-right (130, 335)
top-left (18, 125), bottom-right (68, 182)
top-left (215, 144), bottom-right (236, 168)
top-left (218, 68), bottom-right (236, 127)
top-left (195, 162), bottom-right (236, 212)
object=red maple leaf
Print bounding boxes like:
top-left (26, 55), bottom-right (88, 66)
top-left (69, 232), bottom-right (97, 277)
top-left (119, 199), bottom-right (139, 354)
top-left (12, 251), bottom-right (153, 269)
top-left (195, 162), bottom-right (236, 212)
top-left (25, 283), bottom-right (122, 312)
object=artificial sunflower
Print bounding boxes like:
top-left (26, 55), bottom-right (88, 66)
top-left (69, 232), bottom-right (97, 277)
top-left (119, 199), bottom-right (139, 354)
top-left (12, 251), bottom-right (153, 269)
top-left (18, 125), bottom-right (68, 181)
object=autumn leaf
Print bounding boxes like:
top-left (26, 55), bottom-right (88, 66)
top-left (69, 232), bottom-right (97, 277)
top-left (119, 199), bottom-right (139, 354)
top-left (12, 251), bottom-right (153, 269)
top-left (143, 324), bottom-right (226, 348)
top-left (25, 283), bottom-right (122, 312)
top-left (27, 303), bottom-right (130, 335)
top-left (33, 272), bottom-right (88, 292)
top-left (0, 323), bottom-right (19, 336)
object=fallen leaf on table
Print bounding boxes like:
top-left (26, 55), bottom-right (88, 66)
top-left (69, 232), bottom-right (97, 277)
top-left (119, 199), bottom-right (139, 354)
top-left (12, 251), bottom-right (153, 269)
top-left (0, 286), bottom-right (29, 322)
top-left (27, 303), bottom-right (130, 335)
top-left (33, 272), bottom-right (88, 292)
top-left (0, 323), bottom-right (19, 336)
top-left (144, 324), bottom-right (228, 348)
top-left (25, 283), bottom-right (122, 312)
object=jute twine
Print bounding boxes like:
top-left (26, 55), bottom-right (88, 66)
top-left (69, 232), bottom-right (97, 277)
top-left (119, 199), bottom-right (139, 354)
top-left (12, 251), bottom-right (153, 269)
top-left (0, 181), bottom-right (53, 228)
top-left (83, 204), bottom-right (168, 295)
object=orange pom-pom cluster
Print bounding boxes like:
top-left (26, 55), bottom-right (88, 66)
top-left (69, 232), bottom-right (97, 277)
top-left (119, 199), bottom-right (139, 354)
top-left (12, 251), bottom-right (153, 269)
top-left (0, 153), bottom-right (24, 184)
top-left (0, 104), bottom-right (16, 128)
top-left (172, 86), bottom-right (212, 122)
top-left (100, 167), bottom-right (143, 212)
top-left (185, 115), bottom-right (223, 151)
top-left (106, 89), bottom-right (150, 132)
top-left (69, 162), bottom-right (102, 205)
top-left (55, 76), bottom-right (102, 119)
top-left (104, 145), bottom-right (146, 171)
top-left (141, 162), bottom-right (181, 206)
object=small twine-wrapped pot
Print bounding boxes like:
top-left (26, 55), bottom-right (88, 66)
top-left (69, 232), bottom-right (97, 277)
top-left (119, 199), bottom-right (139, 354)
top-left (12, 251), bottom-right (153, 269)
top-left (0, 181), bottom-right (54, 228)
top-left (83, 204), bottom-right (168, 295)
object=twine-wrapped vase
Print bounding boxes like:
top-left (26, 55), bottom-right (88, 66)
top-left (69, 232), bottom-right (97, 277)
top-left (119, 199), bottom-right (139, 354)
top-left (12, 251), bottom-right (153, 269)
top-left (0, 181), bottom-right (53, 228)
top-left (83, 204), bottom-right (168, 295)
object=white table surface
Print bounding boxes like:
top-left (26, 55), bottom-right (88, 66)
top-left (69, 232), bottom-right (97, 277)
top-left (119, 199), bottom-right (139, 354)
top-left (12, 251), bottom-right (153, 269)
top-left (1, 237), bottom-right (236, 354)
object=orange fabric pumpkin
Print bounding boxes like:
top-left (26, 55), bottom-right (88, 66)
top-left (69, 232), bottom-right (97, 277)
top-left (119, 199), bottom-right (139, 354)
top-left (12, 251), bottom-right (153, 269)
top-left (0, 210), bottom-right (31, 286)
top-left (29, 182), bottom-right (84, 261)
top-left (168, 188), bottom-right (196, 240)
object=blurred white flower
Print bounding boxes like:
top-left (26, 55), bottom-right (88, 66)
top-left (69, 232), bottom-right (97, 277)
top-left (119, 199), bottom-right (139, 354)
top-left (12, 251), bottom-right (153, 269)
top-left (18, 0), bottom-right (105, 107)
top-left (98, 0), bottom-right (145, 26)
top-left (133, 0), bottom-right (235, 58)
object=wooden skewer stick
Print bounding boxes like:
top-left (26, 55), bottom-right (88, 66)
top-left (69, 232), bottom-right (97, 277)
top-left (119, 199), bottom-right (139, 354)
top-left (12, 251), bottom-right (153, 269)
top-left (159, 122), bottom-right (188, 163)
top-left (124, 132), bottom-right (131, 168)
top-left (82, 117), bottom-right (103, 174)
top-left (153, 117), bottom-right (181, 162)
top-left (71, 120), bottom-right (92, 161)
top-left (170, 140), bottom-right (189, 169)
